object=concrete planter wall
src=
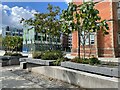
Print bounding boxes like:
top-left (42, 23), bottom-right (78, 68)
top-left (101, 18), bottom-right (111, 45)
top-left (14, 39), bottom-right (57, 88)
top-left (61, 61), bottom-right (119, 78)
top-left (0, 56), bottom-right (25, 67)
top-left (19, 58), bottom-right (29, 62)
top-left (99, 58), bottom-right (120, 62)
top-left (26, 59), bottom-right (56, 66)
top-left (9, 56), bottom-right (21, 65)
top-left (32, 66), bottom-right (118, 88)
top-left (19, 58), bottom-right (56, 69)
top-left (0, 56), bottom-right (10, 67)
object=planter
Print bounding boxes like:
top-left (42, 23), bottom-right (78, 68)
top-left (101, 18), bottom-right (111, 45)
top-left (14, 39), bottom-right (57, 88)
top-left (19, 58), bottom-right (56, 69)
top-left (61, 61), bottom-right (119, 78)
top-left (27, 59), bottom-right (56, 66)
top-left (10, 56), bottom-right (22, 65)
top-left (19, 58), bottom-right (29, 62)
top-left (0, 56), bottom-right (24, 67)
top-left (0, 56), bottom-right (11, 66)
top-left (31, 66), bottom-right (118, 88)
top-left (25, 58), bottom-right (56, 66)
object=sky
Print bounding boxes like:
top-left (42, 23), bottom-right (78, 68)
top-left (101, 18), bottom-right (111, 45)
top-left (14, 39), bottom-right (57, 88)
top-left (0, 0), bottom-right (72, 34)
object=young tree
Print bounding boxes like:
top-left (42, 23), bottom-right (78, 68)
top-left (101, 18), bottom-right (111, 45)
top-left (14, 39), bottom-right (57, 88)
top-left (13, 36), bottom-right (23, 52)
top-left (2, 36), bottom-right (11, 52)
top-left (17, 36), bottom-right (23, 52)
top-left (60, 1), bottom-right (109, 59)
top-left (45, 4), bottom-right (61, 50)
top-left (2, 36), bottom-right (23, 52)
top-left (20, 4), bottom-right (61, 50)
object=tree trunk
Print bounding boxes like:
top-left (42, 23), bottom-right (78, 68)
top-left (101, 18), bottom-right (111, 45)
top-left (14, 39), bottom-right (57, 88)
top-left (78, 29), bottom-right (81, 59)
top-left (83, 31), bottom-right (86, 59)
top-left (16, 45), bottom-right (17, 53)
top-left (49, 34), bottom-right (52, 50)
top-left (55, 37), bottom-right (57, 50)
top-left (83, 43), bottom-right (85, 59)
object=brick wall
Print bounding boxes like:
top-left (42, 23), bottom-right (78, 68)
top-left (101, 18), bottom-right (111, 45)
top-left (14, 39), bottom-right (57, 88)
top-left (112, 2), bottom-right (120, 57)
top-left (72, 0), bottom-right (120, 57)
top-left (95, 1), bottom-right (114, 57)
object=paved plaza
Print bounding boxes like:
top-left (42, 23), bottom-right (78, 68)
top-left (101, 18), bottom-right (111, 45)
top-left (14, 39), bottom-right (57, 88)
top-left (0, 66), bottom-right (83, 90)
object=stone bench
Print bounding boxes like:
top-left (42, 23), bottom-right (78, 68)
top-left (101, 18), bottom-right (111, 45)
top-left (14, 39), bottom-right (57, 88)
top-left (19, 58), bottom-right (56, 69)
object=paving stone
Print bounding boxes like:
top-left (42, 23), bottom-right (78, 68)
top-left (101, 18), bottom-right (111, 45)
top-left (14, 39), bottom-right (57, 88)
top-left (1, 65), bottom-right (84, 89)
top-left (11, 67), bottom-right (80, 88)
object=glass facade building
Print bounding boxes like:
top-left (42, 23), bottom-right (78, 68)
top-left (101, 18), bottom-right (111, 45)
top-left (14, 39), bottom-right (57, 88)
top-left (22, 27), bottom-right (61, 52)
top-left (1, 26), bottom-right (23, 50)
top-left (2, 26), bottom-right (23, 37)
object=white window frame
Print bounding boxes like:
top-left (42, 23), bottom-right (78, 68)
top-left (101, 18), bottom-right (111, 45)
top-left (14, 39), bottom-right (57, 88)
top-left (118, 1), bottom-right (120, 8)
top-left (118, 2), bottom-right (120, 19)
top-left (80, 32), bottom-right (95, 45)
top-left (90, 34), bottom-right (95, 45)
top-left (118, 32), bottom-right (120, 45)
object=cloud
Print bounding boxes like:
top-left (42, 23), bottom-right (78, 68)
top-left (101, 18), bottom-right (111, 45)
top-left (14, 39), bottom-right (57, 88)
top-left (0, 4), bottom-right (38, 29)
top-left (65, 0), bottom-right (72, 4)
top-left (3, 5), bottom-right (10, 10)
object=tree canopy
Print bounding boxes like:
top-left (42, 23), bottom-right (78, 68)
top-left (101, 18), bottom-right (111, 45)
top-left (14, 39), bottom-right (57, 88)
top-left (20, 4), bottom-right (62, 50)
top-left (21, 4), bottom-right (62, 37)
top-left (2, 36), bottom-right (23, 52)
top-left (60, 1), bottom-right (109, 58)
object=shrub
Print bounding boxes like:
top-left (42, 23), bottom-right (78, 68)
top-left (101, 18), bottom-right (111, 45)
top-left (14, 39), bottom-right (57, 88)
top-left (11, 53), bottom-right (23, 56)
top-left (32, 51), bottom-right (43, 59)
top-left (41, 50), bottom-right (63, 60)
top-left (71, 57), bottom-right (101, 65)
top-left (4, 52), bottom-right (12, 56)
top-left (89, 57), bottom-right (101, 65)
top-left (52, 50), bottom-right (63, 58)
top-left (53, 57), bottom-right (64, 66)
top-left (41, 51), bottom-right (57, 60)
top-left (53, 57), bottom-right (70, 66)
top-left (82, 58), bottom-right (89, 64)
top-left (71, 57), bottom-right (82, 63)
top-left (4, 52), bottom-right (22, 56)
top-left (64, 57), bottom-right (70, 61)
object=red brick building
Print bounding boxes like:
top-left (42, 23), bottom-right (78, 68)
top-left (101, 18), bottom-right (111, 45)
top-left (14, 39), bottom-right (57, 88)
top-left (71, 0), bottom-right (120, 58)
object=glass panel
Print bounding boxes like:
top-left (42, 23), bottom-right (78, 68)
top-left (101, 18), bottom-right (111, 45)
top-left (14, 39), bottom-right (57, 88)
top-left (118, 1), bottom-right (120, 7)
top-left (57, 38), bottom-right (60, 42)
top-left (118, 33), bottom-right (120, 45)
top-left (85, 38), bottom-right (89, 45)
top-left (118, 8), bottom-right (120, 19)
top-left (118, 1), bottom-right (120, 19)
top-left (43, 35), bottom-right (46, 41)
top-left (47, 36), bottom-right (50, 42)
top-left (38, 36), bottom-right (41, 41)
top-left (90, 34), bottom-right (95, 45)
top-left (6, 32), bottom-right (10, 35)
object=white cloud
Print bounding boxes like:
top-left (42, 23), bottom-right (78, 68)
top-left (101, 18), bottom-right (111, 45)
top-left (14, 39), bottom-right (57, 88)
top-left (0, 4), bottom-right (2, 10)
top-left (0, 4), bottom-right (38, 29)
top-left (65, 0), bottom-right (72, 4)
top-left (3, 5), bottom-right (10, 10)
